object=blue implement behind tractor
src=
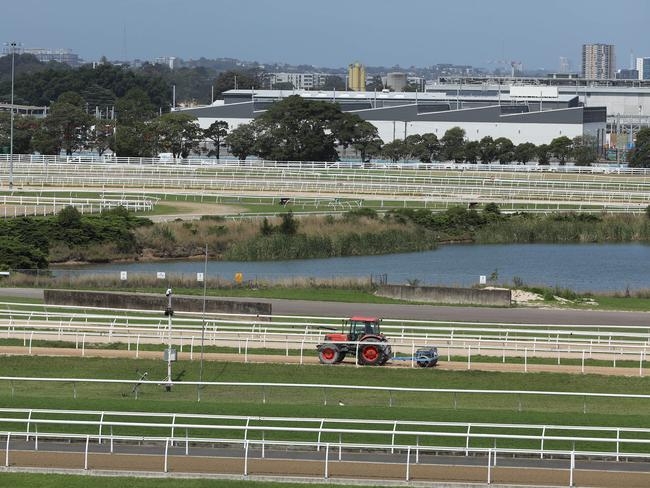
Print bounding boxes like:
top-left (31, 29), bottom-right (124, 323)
top-left (392, 347), bottom-right (439, 368)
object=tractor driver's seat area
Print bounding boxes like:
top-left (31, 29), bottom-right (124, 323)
top-left (348, 317), bottom-right (381, 338)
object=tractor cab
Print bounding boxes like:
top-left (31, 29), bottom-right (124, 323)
top-left (346, 316), bottom-right (382, 340)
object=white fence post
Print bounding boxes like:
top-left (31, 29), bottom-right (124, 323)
top-left (244, 440), bottom-right (249, 476)
top-left (84, 435), bottom-right (90, 470)
top-left (406, 446), bottom-right (411, 481)
top-left (324, 442), bottom-right (329, 479)
top-left (487, 448), bottom-right (492, 484)
top-left (5, 433), bottom-right (10, 467)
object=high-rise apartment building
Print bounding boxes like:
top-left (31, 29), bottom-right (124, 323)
top-left (582, 44), bottom-right (615, 79)
top-left (347, 63), bottom-right (366, 91)
top-left (268, 72), bottom-right (329, 90)
top-left (636, 57), bottom-right (650, 80)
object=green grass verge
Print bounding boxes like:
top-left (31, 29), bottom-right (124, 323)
top-left (1, 357), bottom-right (650, 453)
top-left (0, 473), bottom-right (368, 488)
top-left (588, 296), bottom-right (650, 312)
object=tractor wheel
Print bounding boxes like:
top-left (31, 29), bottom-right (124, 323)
top-left (417, 360), bottom-right (428, 368)
top-left (318, 344), bottom-right (341, 365)
top-left (359, 339), bottom-right (384, 366)
top-left (336, 352), bottom-right (347, 363)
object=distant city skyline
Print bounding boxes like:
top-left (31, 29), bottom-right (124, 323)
top-left (2, 0), bottom-right (648, 71)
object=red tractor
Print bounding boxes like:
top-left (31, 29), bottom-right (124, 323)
top-left (317, 316), bottom-right (392, 366)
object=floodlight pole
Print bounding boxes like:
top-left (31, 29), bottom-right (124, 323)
top-left (164, 288), bottom-right (174, 391)
top-left (198, 244), bottom-right (208, 398)
top-left (9, 41), bottom-right (17, 189)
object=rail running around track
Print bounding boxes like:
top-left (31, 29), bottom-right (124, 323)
top-left (1, 302), bottom-right (649, 374)
top-left (1, 406), bottom-right (649, 461)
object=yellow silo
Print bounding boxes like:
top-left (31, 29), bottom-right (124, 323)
top-left (348, 63), bottom-right (366, 91)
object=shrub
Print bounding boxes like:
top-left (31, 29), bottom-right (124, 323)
top-left (279, 211), bottom-right (299, 235)
top-left (483, 202), bottom-right (501, 216)
top-left (344, 207), bottom-right (378, 219)
top-left (259, 218), bottom-right (274, 236)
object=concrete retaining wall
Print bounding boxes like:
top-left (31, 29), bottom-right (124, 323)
top-left (376, 284), bottom-right (511, 307)
top-left (44, 289), bottom-right (272, 316)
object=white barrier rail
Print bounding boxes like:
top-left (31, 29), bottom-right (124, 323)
top-left (2, 153), bottom-right (649, 175)
top-left (0, 407), bottom-right (649, 460)
top-left (3, 429), bottom-right (644, 484)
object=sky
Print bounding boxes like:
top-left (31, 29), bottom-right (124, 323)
top-left (3, 0), bottom-right (649, 71)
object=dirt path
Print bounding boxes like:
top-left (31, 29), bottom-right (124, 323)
top-left (4, 449), bottom-right (650, 487)
top-left (147, 201), bottom-right (245, 221)
top-left (1, 345), bottom-right (647, 377)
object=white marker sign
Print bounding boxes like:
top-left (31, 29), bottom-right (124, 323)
top-left (120, 271), bottom-right (128, 281)
top-left (157, 272), bottom-right (166, 279)
top-left (479, 275), bottom-right (487, 285)
top-left (197, 272), bottom-right (204, 282)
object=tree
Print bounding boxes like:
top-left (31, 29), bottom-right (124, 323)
top-left (112, 88), bottom-right (158, 157)
top-left (628, 128), bottom-right (650, 168)
top-left (34, 93), bottom-right (93, 155)
top-left (259, 217), bottom-right (274, 236)
top-left (381, 139), bottom-right (407, 163)
top-left (224, 123), bottom-right (257, 160)
top-left (365, 75), bottom-right (384, 92)
top-left (478, 136), bottom-right (498, 164)
top-left (112, 122), bottom-right (155, 157)
top-left (536, 144), bottom-right (551, 165)
top-left (115, 88), bottom-right (156, 125)
top-left (149, 112), bottom-right (202, 158)
top-left (351, 121), bottom-right (382, 162)
top-left (494, 137), bottom-right (515, 164)
top-left (406, 133), bottom-right (440, 163)
top-left (279, 211), bottom-right (299, 235)
top-left (203, 120), bottom-right (229, 159)
top-left (440, 127), bottom-right (465, 163)
top-left (0, 113), bottom-right (39, 154)
top-left (212, 69), bottom-right (264, 98)
top-left (513, 142), bottom-right (537, 164)
top-left (89, 120), bottom-right (115, 156)
top-left (550, 136), bottom-right (573, 165)
top-left (463, 141), bottom-right (480, 163)
top-left (249, 95), bottom-right (357, 162)
top-left (317, 76), bottom-right (345, 91)
top-left (572, 135), bottom-right (597, 166)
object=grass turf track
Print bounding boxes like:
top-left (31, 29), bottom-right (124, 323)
top-left (0, 473), bottom-right (374, 488)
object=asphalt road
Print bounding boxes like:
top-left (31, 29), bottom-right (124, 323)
top-left (2, 287), bottom-right (649, 326)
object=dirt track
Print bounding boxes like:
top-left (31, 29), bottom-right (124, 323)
top-left (1, 345), bottom-right (647, 377)
top-left (3, 448), bottom-right (650, 487)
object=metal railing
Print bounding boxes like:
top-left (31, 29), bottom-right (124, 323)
top-left (1, 153), bottom-right (649, 175)
top-left (0, 406), bottom-right (649, 460)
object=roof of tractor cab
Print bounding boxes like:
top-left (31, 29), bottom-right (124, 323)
top-left (349, 316), bottom-right (380, 322)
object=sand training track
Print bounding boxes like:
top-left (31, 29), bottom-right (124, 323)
top-left (3, 444), bottom-right (650, 487)
top-left (1, 345), bottom-right (647, 377)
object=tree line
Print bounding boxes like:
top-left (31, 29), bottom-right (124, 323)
top-left (379, 129), bottom-right (598, 166)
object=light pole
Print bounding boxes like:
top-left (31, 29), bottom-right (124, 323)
top-left (8, 41), bottom-right (17, 189)
top-left (197, 244), bottom-right (209, 401)
top-left (164, 288), bottom-right (176, 391)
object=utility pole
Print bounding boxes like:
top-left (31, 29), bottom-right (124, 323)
top-left (8, 41), bottom-right (17, 189)
top-left (164, 288), bottom-right (175, 391)
top-left (198, 244), bottom-right (209, 398)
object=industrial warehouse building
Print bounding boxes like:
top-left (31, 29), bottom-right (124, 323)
top-left (179, 87), bottom-right (607, 146)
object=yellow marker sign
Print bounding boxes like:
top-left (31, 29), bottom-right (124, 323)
top-left (234, 272), bottom-right (243, 284)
